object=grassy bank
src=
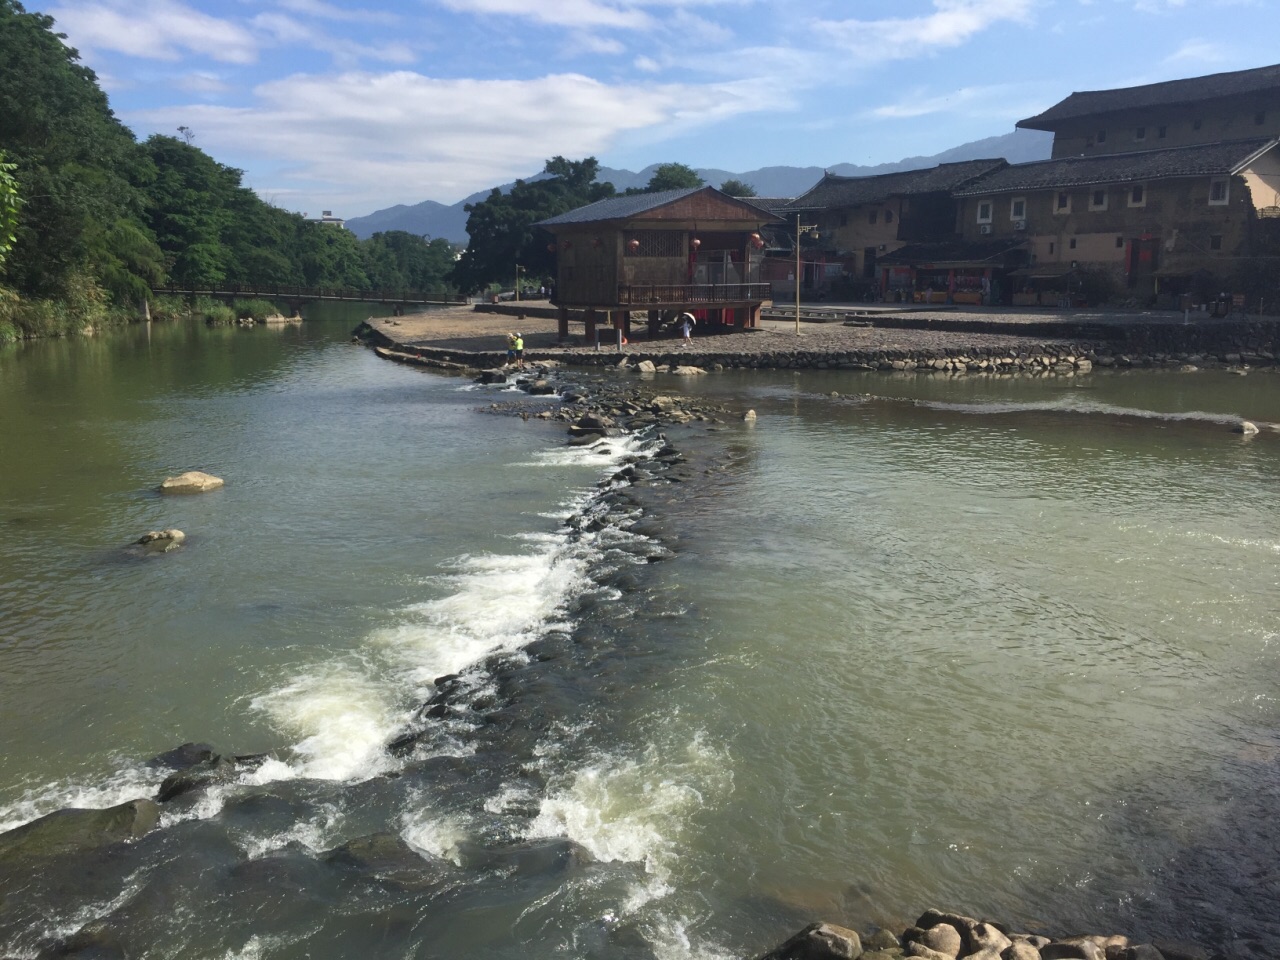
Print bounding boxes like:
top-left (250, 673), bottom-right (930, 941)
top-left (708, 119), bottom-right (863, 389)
top-left (0, 278), bottom-right (140, 343)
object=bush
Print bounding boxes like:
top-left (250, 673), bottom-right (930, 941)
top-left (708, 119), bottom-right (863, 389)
top-left (232, 298), bottom-right (283, 321)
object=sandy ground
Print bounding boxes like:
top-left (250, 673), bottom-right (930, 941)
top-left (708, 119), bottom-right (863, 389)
top-left (368, 306), bottom-right (1103, 360)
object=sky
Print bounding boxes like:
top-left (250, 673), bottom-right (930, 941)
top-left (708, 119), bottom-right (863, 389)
top-left (29, 0), bottom-right (1280, 218)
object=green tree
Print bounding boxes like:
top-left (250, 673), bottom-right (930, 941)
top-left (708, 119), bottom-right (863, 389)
top-left (644, 162), bottom-right (704, 192)
top-left (0, 0), bottom-right (152, 298)
top-left (0, 150), bottom-right (18, 268)
top-left (363, 231), bottom-right (456, 291)
top-left (719, 178), bottom-right (757, 197)
top-left (451, 156), bottom-right (614, 293)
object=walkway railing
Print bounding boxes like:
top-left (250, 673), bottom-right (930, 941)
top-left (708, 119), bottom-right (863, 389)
top-left (153, 284), bottom-right (466, 306)
top-left (616, 282), bottom-right (772, 305)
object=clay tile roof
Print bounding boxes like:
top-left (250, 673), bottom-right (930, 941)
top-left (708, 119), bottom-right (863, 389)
top-left (788, 159), bottom-right (1009, 209)
top-left (535, 187), bottom-right (778, 227)
top-left (1018, 63), bottom-right (1280, 130)
top-left (953, 138), bottom-right (1278, 196)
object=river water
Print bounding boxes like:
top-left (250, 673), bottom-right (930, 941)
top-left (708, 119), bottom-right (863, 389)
top-left (1, 311), bottom-right (1278, 959)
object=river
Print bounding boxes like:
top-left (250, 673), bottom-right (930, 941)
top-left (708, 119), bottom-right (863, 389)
top-left (1, 310), bottom-right (1278, 959)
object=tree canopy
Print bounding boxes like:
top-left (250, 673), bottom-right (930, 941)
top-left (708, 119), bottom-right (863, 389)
top-left (451, 156), bottom-right (615, 293)
top-left (0, 0), bottom-right (459, 326)
top-left (644, 163), bottom-right (704, 192)
top-left (719, 178), bottom-right (757, 197)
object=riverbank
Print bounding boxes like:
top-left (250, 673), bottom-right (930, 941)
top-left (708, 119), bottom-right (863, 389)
top-left (357, 305), bottom-right (1280, 375)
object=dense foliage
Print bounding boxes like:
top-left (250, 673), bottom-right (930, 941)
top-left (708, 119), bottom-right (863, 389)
top-left (451, 156), bottom-right (616, 294)
top-left (719, 178), bottom-right (757, 197)
top-left (0, 0), bottom-right (457, 340)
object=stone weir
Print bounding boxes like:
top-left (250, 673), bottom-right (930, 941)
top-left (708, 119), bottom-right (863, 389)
top-left (354, 317), bottom-right (1280, 377)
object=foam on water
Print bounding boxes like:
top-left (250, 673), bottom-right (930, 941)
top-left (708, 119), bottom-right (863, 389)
top-left (0, 764), bottom-right (166, 835)
top-left (401, 801), bottom-right (468, 865)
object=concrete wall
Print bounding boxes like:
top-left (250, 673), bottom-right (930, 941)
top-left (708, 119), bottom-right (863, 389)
top-left (1046, 93), bottom-right (1280, 158)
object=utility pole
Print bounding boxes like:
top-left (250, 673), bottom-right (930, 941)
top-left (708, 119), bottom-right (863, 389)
top-left (795, 217), bottom-right (818, 334)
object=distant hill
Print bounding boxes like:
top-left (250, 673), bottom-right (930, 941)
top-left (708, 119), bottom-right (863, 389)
top-left (344, 129), bottom-right (1053, 243)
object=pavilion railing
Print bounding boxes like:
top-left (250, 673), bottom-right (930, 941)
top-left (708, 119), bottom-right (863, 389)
top-left (152, 284), bottom-right (465, 305)
top-left (616, 282), bottom-right (772, 305)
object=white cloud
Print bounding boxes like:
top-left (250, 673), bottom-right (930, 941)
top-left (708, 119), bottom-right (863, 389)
top-left (434, 0), bottom-right (653, 30)
top-left (275, 0), bottom-right (401, 24)
top-left (177, 70), bottom-right (231, 95)
top-left (130, 70), bottom-right (777, 211)
top-left (48, 0), bottom-right (258, 64)
top-left (814, 0), bottom-right (1035, 62)
top-left (250, 12), bottom-right (416, 66)
top-left (1165, 39), bottom-right (1228, 63)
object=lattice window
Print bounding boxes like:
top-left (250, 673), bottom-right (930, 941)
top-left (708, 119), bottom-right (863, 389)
top-left (624, 231), bottom-right (684, 257)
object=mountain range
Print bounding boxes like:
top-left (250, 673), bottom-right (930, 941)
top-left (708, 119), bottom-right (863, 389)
top-left (343, 129), bottom-right (1054, 243)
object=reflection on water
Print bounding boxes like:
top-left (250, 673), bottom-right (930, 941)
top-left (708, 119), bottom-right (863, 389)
top-left (1, 319), bottom-right (1279, 958)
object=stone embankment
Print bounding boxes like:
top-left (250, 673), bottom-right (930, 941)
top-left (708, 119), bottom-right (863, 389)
top-left (758, 912), bottom-right (1215, 960)
top-left (354, 315), bottom-right (1280, 378)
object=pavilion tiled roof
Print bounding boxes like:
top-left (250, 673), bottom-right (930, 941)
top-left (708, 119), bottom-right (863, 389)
top-left (1018, 63), bottom-right (1280, 130)
top-left (788, 159), bottom-right (1008, 209)
top-left (954, 138), bottom-right (1278, 196)
top-left (535, 187), bottom-right (777, 227)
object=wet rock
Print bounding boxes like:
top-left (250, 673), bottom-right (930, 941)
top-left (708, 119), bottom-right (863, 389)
top-left (919, 923), bottom-right (962, 957)
top-left (1120, 947), bottom-right (1165, 960)
top-left (324, 832), bottom-right (450, 887)
top-left (1042, 942), bottom-right (1104, 960)
top-left (971, 922), bottom-right (1012, 954)
top-left (156, 754), bottom-right (239, 802)
top-left (524, 379), bottom-right (556, 395)
top-left (458, 838), bottom-right (594, 877)
top-left (158, 470), bottom-right (223, 494)
top-left (743, 409), bottom-right (757, 421)
top-left (477, 369), bottom-right (507, 384)
top-left (146, 741), bottom-right (216, 770)
top-left (1234, 420), bottom-right (1259, 435)
top-left (863, 929), bottom-right (901, 951)
top-left (0, 799), bottom-right (159, 861)
top-left (756, 922), bottom-right (862, 960)
top-left (135, 528), bottom-right (185, 552)
top-left (672, 365), bottom-right (707, 375)
top-left (636, 360), bottom-right (656, 373)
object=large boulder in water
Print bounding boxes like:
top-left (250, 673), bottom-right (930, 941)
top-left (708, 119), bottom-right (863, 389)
top-left (156, 754), bottom-right (239, 802)
top-left (146, 741), bottom-right (217, 770)
top-left (324, 832), bottom-right (453, 888)
top-left (135, 528), bottom-right (185, 552)
top-left (756, 922), bottom-right (862, 960)
top-left (0, 799), bottom-right (160, 862)
top-left (158, 471), bottom-right (223, 494)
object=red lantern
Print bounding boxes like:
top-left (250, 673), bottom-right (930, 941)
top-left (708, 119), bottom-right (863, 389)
top-left (547, 243), bottom-right (556, 253)
top-left (627, 238), bottom-right (640, 253)
top-left (750, 232), bottom-right (764, 250)
top-left (561, 240), bottom-right (572, 250)
top-left (690, 237), bottom-right (701, 250)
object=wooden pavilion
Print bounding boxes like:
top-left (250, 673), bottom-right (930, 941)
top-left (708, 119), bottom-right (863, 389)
top-left (535, 187), bottom-right (780, 343)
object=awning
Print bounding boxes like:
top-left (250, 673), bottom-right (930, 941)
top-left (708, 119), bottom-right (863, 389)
top-left (1008, 267), bottom-right (1072, 279)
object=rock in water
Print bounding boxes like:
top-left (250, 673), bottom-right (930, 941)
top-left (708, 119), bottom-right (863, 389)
top-left (672, 365), bottom-right (707, 375)
top-left (756, 922), bottom-right (862, 960)
top-left (1235, 420), bottom-right (1259, 435)
top-left (158, 471), bottom-right (224, 494)
top-left (743, 409), bottom-right (757, 421)
top-left (636, 360), bottom-right (656, 373)
top-left (136, 528), bottom-right (185, 552)
top-left (0, 799), bottom-right (160, 861)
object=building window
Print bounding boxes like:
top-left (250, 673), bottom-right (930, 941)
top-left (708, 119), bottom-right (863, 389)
top-left (623, 230), bottom-right (685, 257)
top-left (1256, 112), bottom-right (1266, 126)
top-left (1210, 235), bottom-right (1223, 250)
top-left (1054, 191), bottom-right (1071, 213)
top-left (1069, 237), bottom-right (1077, 249)
top-left (1193, 118), bottom-right (1202, 131)
top-left (1135, 126), bottom-right (1146, 141)
top-left (884, 209), bottom-right (894, 223)
top-left (1049, 242), bottom-right (1055, 254)
top-left (1090, 189), bottom-right (1108, 211)
top-left (977, 201), bottom-right (993, 224)
top-left (868, 211), bottom-right (878, 224)
top-left (1129, 184), bottom-right (1146, 207)
top-left (1157, 125), bottom-right (1167, 139)
top-left (1010, 197), bottom-right (1026, 220)
top-left (1209, 177), bottom-right (1230, 206)
top-left (1097, 129), bottom-right (1107, 143)
top-left (1115, 236), bottom-right (1124, 249)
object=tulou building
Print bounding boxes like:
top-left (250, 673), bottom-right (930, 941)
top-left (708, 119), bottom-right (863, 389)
top-left (781, 63), bottom-right (1280, 309)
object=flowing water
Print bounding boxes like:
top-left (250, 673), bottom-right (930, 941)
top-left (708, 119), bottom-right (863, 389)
top-left (2, 311), bottom-right (1279, 959)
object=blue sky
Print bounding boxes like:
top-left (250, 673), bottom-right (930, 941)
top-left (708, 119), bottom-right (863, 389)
top-left (32, 0), bottom-right (1280, 217)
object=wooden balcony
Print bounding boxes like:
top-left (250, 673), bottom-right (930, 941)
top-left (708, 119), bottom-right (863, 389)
top-left (616, 282), bottom-right (772, 305)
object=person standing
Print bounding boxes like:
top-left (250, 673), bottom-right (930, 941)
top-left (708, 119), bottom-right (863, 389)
top-left (679, 313), bottom-right (694, 345)
top-left (514, 332), bottom-right (524, 370)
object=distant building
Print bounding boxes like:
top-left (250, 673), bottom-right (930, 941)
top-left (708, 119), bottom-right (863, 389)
top-left (306, 210), bottom-right (347, 229)
top-left (536, 187), bottom-right (779, 341)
